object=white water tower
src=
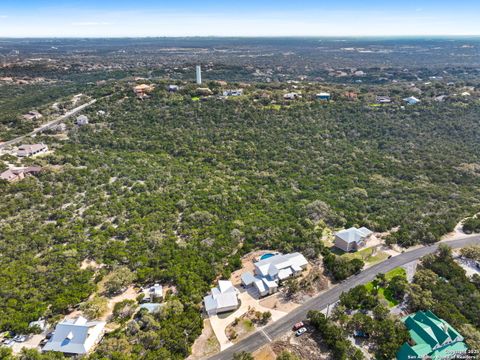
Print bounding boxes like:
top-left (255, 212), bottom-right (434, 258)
top-left (196, 65), bottom-right (202, 84)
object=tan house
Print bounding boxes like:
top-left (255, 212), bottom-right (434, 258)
top-left (0, 167), bottom-right (42, 182)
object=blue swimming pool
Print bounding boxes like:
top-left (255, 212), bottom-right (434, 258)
top-left (260, 253), bottom-right (275, 260)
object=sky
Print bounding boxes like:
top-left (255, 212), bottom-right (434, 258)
top-left (0, 0), bottom-right (479, 37)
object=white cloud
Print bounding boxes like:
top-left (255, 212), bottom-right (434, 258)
top-left (71, 22), bottom-right (112, 26)
top-left (0, 15), bottom-right (8, 19)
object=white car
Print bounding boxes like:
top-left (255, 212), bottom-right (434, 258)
top-left (295, 327), bottom-right (307, 336)
top-left (3, 339), bottom-right (15, 347)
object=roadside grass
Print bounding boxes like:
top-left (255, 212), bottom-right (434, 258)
top-left (365, 267), bottom-right (407, 307)
top-left (339, 246), bottom-right (390, 265)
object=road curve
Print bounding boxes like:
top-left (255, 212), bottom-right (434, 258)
top-left (208, 235), bottom-right (480, 360)
top-left (0, 99), bottom-right (97, 150)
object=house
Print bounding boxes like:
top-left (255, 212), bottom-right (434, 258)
top-left (223, 89), bottom-right (243, 97)
top-left (29, 319), bottom-right (47, 331)
top-left (376, 96), bottom-right (392, 104)
top-left (403, 96), bottom-right (421, 105)
top-left (42, 316), bottom-right (106, 355)
top-left (203, 280), bottom-right (239, 315)
top-left (76, 115), bottom-right (89, 126)
top-left (17, 144), bottom-right (48, 157)
top-left (139, 303), bottom-right (163, 313)
top-left (283, 92), bottom-right (300, 100)
top-left (334, 227), bottom-right (373, 252)
top-left (316, 92), bottom-right (331, 101)
top-left (133, 84), bottom-right (155, 99)
top-left (196, 87), bottom-right (213, 96)
top-left (144, 283), bottom-right (163, 301)
top-left (461, 91), bottom-right (471, 97)
top-left (344, 91), bottom-right (358, 101)
top-left (168, 85), bottom-right (179, 92)
top-left (23, 110), bottom-right (43, 121)
top-left (434, 95), bottom-right (448, 102)
top-left (242, 253), bottom-right (308, 297)
top-left (397, 311), bottom-right (468, 360)
top-left (0, 167), bottom-right (41, 182)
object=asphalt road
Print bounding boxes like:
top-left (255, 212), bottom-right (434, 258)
top-left (0, 99), bottom-right (97, 150)
top-left (208, 235), bottom-right (480, 360)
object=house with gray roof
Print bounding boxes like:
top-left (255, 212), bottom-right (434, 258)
top-left (334, 226), bottom-right (373, 252)
top-left (203, 280), bottom-right (239, 315)
top-left (242, 252), bottom-right (308, 297)
top-left (16, 144), bottom-right (48, 157)
top-left (42, 316), bottom-right (105, 355)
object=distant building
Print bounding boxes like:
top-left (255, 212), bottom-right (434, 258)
top-left (223, 89), bottom-right (243, 97)
top-left (397, 311), bottom-right (468, 360)
top-left (145, 283), bottom-right (163, 301)
top-left (344, 91), bottom-right (358, 101)
top-left (139, 303), bottom-right (163, 313)
top-left (334, 227), bottom-right (373, 252)
top-left (42, 316), bottom-right (106, 355)
top-left (284, 92), bottom-right (300, 100)
top-left (168, 85), bottom-right (179, 92)
top-left (196, 65), bottom-right (202, 85)
top-left (196, 87), bottom-right (213, 96)
top-left (461, 92), bottom-right (471, 97)
top-left (242, 252), bottom-right (308, 297)
top-left (17, 144), bottom-right (48, 157)
top-left (203, 280), bottom-right (239, 315)
top-left (316, 92), bottom-right (331, 101)
top-left (403, 96), bottom-right (421, 105)
top-left (434, 95), bottom-right (448, 102)
top-left (133, 84), bottom-right (155, 99)
top-left (0, 166), bottom-right (41, 182)
top-left (376, 96), bottom-right (392, 104)
top-left (76, 115), bottom-right (89, 126)
top-left (23, 110), bottom-right (43, 121)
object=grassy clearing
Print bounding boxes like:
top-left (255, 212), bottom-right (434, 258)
top-left (340, 246), bottom-right (390, 265)
top-left (365, 267), bottom-right (407, 307)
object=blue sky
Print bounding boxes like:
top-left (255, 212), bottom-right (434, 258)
top-left (0, 0), bottom-right (479, 37)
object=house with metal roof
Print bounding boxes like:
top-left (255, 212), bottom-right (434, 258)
top-left (203, 280), bottom-right (239, 315)
top-left (42, 316), bottom-right (106, 355)
top-left (397, 311), bottom-right (468, 360)
top-left (334, 226), bottom-right (373, 252)
top-left (242, 253), bottom-right (308, 297)
top-left (403, 96), bottom-right (421, 105)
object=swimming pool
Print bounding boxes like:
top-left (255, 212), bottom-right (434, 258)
top-left (260, 253), bottom-right (275, 260)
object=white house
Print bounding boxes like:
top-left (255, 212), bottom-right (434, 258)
top-left (284, 92), bottom-right (300, 100)
top-left (316, 92), bottom-right (331, 101)
top-left (76, 115), bottom-right (89, 126)
top-left (16, 144), bottom-right (48, 157)
top-left (242, 253), bottom-right (308, 297)
top-left (223, 89), bottom-right (243, 97)
top-left (403, 96), bottom-right (421, 105)
top-left (334, 227), bottom-right (373, 252)
top-left (203, 280), bottom-right (239, 315)
top-left (144, 283), bottom-right (163, 301)
top-left (42, 316), bottom-right (105, 355)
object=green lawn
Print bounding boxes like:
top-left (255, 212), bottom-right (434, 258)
top-left (365, 267), bottom-right (407, 307)
top-left (340, 246), bottom-right (390, 265)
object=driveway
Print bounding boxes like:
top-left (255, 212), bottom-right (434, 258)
top-left (209, 288), bottom-right (287, 351)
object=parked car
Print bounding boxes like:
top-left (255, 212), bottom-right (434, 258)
top-left (295, 327), bottom-right (307, 336)
top-left (3, 339), bottom-right (15, 347)
top-left (13, 334), bottom-right (28, 342)
top-left (292, 322), bottom-right (305, 331)
top-left (45, 331), bottom-right (54, 340)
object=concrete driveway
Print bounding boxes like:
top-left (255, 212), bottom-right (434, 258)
top-left (209, 287), bottom-right (287, 351)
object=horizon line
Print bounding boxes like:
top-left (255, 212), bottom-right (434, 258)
top-left (1, 34), bottom-right (480, 39)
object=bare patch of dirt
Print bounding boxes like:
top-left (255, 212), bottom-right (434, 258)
top-left (253, 345), bottom-right (277, 360)
top-left (225, 308), bottom-right (271, 343)
top-left (187, 319), bottom-right (220, 360)
top-left (271, 331), bottom-right (332, 360)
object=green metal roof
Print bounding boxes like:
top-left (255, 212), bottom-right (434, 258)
top-left (396, 311), bottom-right (468, 360)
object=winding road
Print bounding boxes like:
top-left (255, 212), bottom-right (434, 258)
top-left (0, 99), bottom-right (97, 150)
top-left (208, 235), bottom-right (480, 360)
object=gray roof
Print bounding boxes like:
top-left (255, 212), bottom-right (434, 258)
top-left (203, 280), bottom-right (238, 313)
top-left (335, 227), bottom-right (373, 244)
top-left (43, 316), bottom-right (105, 355)
top-left (254, 252), bottom-right (308, 279)
top-left (139, 303), bottom-right (163, 313)
top-left (241, 272), bottom-right (256, 286)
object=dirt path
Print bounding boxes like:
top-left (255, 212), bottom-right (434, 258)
top-left (187, 319), bottom-right (220, 360)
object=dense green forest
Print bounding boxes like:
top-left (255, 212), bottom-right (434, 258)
top-left (1, 82), bottom-right (480, 358)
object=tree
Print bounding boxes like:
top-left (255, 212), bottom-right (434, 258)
top-left (103, 267), bottom-right (135, 296)
top-left (80, 296), bottom-right (108, 320)
top-left (276, 351), bottom-right (301, 360)
top-left (233, 351), bottom-right (254, 360)
top-left (113, 299), bottom-right (137, 323)
top-left (388, 275), bottom-right (408, 300)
